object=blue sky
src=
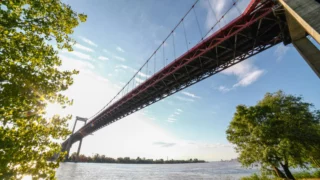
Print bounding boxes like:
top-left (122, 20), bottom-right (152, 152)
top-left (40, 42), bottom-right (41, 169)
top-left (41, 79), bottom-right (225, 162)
top-left (47, 0), bottom-right (320, 161)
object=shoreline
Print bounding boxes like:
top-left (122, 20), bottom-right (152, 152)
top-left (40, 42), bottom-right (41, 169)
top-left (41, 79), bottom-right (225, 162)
top-left (64, 161), bottom-right (207, 164)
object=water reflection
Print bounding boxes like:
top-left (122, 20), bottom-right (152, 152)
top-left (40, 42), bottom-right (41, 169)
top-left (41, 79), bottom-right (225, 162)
top-left (56, 161), bottom-right (259, 180)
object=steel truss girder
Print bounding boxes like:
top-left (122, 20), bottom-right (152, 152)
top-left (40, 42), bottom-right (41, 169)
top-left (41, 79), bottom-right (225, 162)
top-left (63, 0), bottom-right (287, 146)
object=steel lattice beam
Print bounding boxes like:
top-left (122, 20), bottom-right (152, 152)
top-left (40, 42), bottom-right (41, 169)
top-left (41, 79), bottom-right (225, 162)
top-left (62, 0), bottom-right (288, 150)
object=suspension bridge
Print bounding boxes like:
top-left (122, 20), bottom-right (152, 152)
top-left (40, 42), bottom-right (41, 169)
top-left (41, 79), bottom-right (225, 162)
top-left (61, 0), bottom-right (320, 158)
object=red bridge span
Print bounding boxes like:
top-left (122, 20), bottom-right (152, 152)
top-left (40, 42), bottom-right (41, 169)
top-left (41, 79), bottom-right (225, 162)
top-left (62, 0), bottom-right (320, 157)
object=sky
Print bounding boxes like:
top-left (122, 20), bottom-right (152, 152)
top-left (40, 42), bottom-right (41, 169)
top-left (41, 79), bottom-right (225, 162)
top-left (47, 0), bottom-right (320, 161)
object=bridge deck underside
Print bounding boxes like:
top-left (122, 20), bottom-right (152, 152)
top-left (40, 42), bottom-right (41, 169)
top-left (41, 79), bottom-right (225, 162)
top-left (64, 1), bottom-right (288, 146)
top-left (287, 0), bottom-right (320, 35)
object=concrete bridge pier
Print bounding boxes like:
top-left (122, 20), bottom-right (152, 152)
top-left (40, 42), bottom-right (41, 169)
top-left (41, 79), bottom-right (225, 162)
top-left (279, 0), bottom-right (320, 78)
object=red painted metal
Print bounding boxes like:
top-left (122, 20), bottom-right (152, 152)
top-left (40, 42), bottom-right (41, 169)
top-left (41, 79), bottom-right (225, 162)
top-left (62, 0), bottom-right (288, 150)
top-left (85, 0), bottom-right (268, 129)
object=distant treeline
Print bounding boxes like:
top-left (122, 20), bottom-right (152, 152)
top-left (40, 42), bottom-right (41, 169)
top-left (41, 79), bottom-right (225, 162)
top-left (67, 153), bottom-right (206, 164)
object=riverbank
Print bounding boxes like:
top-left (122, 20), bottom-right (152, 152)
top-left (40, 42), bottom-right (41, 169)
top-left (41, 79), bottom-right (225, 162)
top-left (67, 153), bottom-right (205, 164)
top-left (242, 170), bottom-right (320, 180)
top-left (66, 160), bottom-right (207, 164)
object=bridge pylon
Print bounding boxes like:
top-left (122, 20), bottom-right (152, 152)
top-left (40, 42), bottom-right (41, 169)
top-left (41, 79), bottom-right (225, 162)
top-left (65, 116), bottom-right (88, 161)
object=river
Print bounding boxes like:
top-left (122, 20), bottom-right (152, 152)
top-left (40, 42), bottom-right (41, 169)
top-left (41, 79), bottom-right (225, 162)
top-left (56, 161), bottom-right (260, 180)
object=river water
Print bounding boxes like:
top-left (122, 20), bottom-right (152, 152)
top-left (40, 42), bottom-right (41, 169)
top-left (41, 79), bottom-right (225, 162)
top-left (56, 161), bottom-right (260, 180)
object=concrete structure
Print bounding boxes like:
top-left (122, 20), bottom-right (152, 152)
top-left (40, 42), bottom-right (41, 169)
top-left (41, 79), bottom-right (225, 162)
top-left (279, 0), bottom-right (320, 78)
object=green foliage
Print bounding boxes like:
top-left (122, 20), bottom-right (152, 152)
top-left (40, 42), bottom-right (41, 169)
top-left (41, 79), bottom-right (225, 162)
top-left (242, 170), bottom-right (320, 180)
top-left (0, 0), bottom-right (86, 179)
top-left (226, 91), bottom-right (320, 178)
top-left (241, 173), bottom-right (279, 180)
top-left (293, 170), bottom-right (320, 179)
top-left (313, 169), bottom-right (320, 178)
top-left (293, 171), bottom-right (312, 179)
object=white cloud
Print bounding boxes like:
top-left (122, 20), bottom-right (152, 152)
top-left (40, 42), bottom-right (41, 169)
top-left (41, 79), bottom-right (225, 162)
top-left (166, 108), bottom-right (183, 123)
top-left (135, 77), bottom-right (144, 83)
top-left (98, 56), bottom-right (109, 61)
top-left (181, 91), bottom-right (201, 99)
top-left (116, 65), bottom-right (136, 73)
top-left (204, 0), bottom-right (228, 31)
top-left (175, 96), bottom-right (194, 102)
top-left (61, 50), bottom-right (93, 61)
top-left (233, 69), bottom-right (264, 87)
top-left (138, 71), bottom-right (150, 78)
top-left (103, 49), bottom-right (126, 61)
top-left (113, 55), bottom-right (126, 62)
top-left (212, 0), bottom-right (225, 17)
top-left (153, 141), bottom-right (176, 147)
top-left (274, 44), bottom-right (290, 62)
top-left (149, 117), bottom-right (156, 121)
top-left (74, 43), bottom-right (94, 52)
top-left (218, 86), bottom-right (232, 93)
top-left (167, 117), bottom-right (177, 123)
top-left (222, 60), bottom-right (265, 88)
top-left (116, 64), bottom-right (130, 70)
top-left (116, 64), bottom-right (149, 79)
top-left (58, 55), bottom-right (95, 70)
top-left (79, 36), bottom-right (98, 47)
top-left (116, 46), bottom-right (125, 53)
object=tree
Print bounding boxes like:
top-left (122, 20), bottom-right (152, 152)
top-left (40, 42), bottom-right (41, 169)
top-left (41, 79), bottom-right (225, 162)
top-left (226, 91), bottom-right (320, 179)
top-left (309, 110), bottom-right (320, 168)
top-left (0, 0), bottom-right (86, 179)
top-left (93, 154), bottom-right (101, 162)
top-left (117, 157), bottom-right (124, 163)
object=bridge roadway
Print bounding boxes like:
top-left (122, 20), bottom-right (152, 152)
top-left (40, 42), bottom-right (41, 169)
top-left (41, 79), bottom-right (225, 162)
top-left (62, 0), bottom-right (290, 152)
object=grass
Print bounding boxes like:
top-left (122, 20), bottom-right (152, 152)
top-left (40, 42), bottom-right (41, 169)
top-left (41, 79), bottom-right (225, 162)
top-left (293, 170), bottom-right (320, 179)
top-left (241, 170), bottom-right (320, 180)
top-left (241, 173), bottom-right (279, 180)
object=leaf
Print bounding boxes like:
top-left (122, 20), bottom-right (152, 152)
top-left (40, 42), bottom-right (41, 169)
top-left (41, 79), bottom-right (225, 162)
top-left (226, 91), bottom-right (320, 172)
top-left (0, 0), bottom-right (86, 179)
